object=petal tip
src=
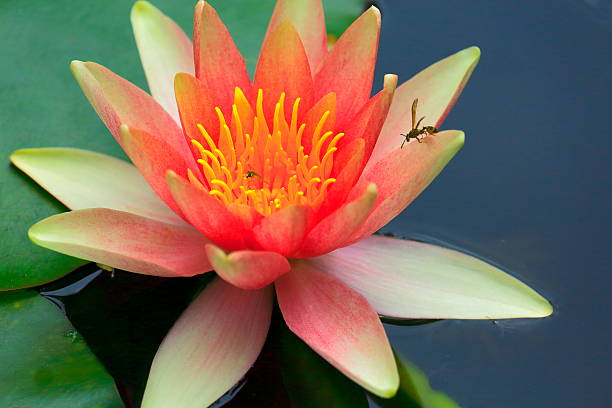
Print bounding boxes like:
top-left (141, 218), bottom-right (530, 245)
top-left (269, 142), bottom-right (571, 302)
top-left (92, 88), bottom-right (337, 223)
top-left (118, 124), bottom-right (133, 144)
top-left (27, 219), bottom-right (46, 247)
top-left (540, 301), bottom-right (554, 317)
top-left (131, 0), bottom-right (153, 15)
top-left (527, 294), bottom-right (554, 318)
top-left (364, 357), bottom-right (400, 398)
top-left (383, 74), bottom-right (398, 92)
top-left (367, 5), bottom-right (382, 22)
top-left (205, 243), bottom-right (228, 263)
top-left (465, 45), bottom-right (481, 59)
top-left (69, 60), bottom-right (85, 74)
top-left (373, 377), bottom-right (400, 399)
top-left (9, 148), bottom-right (30, 165)
top-left (449, 130), bottom-right (465, 152)
top-left (366, 182), bottom-right (378, 195)
top-left (457, 46), bottom-right (481, 69)
top-left (165, 169), bottom-right (180, 184)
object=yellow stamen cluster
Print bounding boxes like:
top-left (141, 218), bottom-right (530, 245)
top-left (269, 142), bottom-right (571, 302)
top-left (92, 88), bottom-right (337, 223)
top-left (190, 88), bottom-right (344, 216)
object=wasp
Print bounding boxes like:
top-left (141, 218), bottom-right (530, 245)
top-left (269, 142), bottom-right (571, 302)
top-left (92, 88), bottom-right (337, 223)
top-left (400, 98), bottom-right (438, 148)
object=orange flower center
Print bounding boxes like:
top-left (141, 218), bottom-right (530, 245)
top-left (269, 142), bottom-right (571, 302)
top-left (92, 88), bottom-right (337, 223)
top-left (189, 88), bottom-right (343, 216)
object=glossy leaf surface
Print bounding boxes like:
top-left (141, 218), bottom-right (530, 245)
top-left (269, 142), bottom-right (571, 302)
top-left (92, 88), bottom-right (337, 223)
top-left (0, 290), bottom-right (123, 408)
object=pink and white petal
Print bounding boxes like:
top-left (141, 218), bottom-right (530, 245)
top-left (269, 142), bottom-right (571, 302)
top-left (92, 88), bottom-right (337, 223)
top-left (131, 1), bottom-right (194, 123)
top-left (301, 92), bottom-right (336, 153)
top-left (316, 137), bottom-right (365, 221)
top-left (70, 61), bottom-right (189, 159)
top-left (338, 74), bottom-right (397, 166)
top-left (174, 72), bottom-right (222, 157)
top-left (319, 236), bottom-right (553, 319)
top-left (194, 1), bottom-right (253, 114)
top-left (205, 244), bottom-right (290, 290)
top-left (297, 183), bottom-right (377, 258)
top-left (120, 124), bottom-right (198, 219)
top-left (265, 0), bottom-right (327, 72)
top-left (141, 278), bottom-right (273, 408)
top-left (276, 261), bottom-right (399, 398)
top-left (254, 20), bottom-right (314, 121)
top-left (349, 130), bottom-right (464, 243)
top-left (370, 46), bottom-right (480, 163)
top-left (166, 171), bottom-right (252, 251)
top-left (10, 148), bottom-right (183, 226)
top-left (314, 6), bottom-right (381, 125)
top-left (252, 205), bottom-right (310, 256)
top-left (28, 208), bottom-right (212, 277)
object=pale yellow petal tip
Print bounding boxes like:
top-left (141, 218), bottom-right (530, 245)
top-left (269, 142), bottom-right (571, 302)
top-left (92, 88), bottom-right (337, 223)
top-left (461, 46), bottom-right (481, 63)
top-left (205, 244), bottom-right (231, 270)
top-left (366, 182), bottom-right (378, 196)
top-left (9, 149), bottom-right (31, 165)
top-left (530, 295), bottom-right (554, 318)
top-left (383, 74), bottom-right (398, 92)
top-left (69, 60), bottom-right (84, 73)
top-left (27, 221), bottom-right (45, 247)
top-left (119, 123), bottom-right (131, 135)
top-left (541, 300), bottom-right (554, 317)
top-left (369, 373), bottom-right (400, 399)
top-left (132, 1), bottom-right (153, 15)
top-left (367, 5), bottom-right (382, 21)
top-left (448, 130), bottom-right (465, 153)
top-left (165, 169), bottom-right (178, 182)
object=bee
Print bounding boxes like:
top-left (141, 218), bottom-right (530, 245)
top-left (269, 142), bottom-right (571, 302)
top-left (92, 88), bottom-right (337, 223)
top-left (400, 98), bottom-right (438, 148)
top-left (245, 170), bottom-right (261, 179)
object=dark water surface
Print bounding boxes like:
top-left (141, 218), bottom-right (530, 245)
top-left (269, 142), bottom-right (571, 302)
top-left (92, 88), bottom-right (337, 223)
top-left (39, 0), bottom-right (611, 407)
top-left (375, 0), bottom-right (611, 407)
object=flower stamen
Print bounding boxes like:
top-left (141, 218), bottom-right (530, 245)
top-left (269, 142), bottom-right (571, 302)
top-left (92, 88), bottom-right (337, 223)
top-left (191, 88), bottom-right (344, 215)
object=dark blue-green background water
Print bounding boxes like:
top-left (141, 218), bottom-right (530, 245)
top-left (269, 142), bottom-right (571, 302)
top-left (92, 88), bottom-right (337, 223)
top-left (40, 1), bottom-right (611, 407)
top-left (375, 0), bottom-right (611, 406)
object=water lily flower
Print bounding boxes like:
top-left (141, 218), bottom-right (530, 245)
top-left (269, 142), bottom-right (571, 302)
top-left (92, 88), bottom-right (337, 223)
top-left (10, 0), bottom-right (552, 406)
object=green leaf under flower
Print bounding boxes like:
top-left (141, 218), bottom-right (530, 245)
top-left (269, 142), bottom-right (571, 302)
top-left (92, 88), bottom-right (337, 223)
top-left (0, 290), bottom-right (123, 408)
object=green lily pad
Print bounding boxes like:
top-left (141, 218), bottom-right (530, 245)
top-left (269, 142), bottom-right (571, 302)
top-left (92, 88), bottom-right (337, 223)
top-left (0, 0), bottom-right (364, 290)
top-left (373, 352), bottom-right (461, 408)
top-left (0, 290), bottom-right (123, 407)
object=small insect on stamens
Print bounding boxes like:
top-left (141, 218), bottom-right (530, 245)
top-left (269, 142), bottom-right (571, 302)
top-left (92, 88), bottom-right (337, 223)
top-left (400, 99), bottom-right (438, 148)
top-left (245, 170), bottom-right (261, 179)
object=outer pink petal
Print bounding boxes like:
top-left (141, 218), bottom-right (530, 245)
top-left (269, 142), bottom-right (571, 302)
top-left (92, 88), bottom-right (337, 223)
top-left (174, 72), bottom-right (221, 156)
top-left (348, 130), bottom-right (464, 244)
top-left (131, 1), bottom-right (194, 123)
top-left (141, 278), bottom-right (273, 408)
top-left (338, 74), bottom-right (397, 169)
top-left (318, 236), bottom-right (553, 319)
top-left (316, 137), bottom-right (365, 221)
top-left (275, 261), bottom-right (399, 398)
top-left (297, 183), bottom-right (377, 257)
top-left (254, 20), bottom-right (314, 121)
top-left (205, 244), bottom-right (290, 289)
top-left (370, 46), bottom-right (480, 163)
top-left (70, 61), bottom-right (189, 158)
top-left (265, 0), bottom-right (327, 72)
top-left (314, 6), bottom-right (380, 125)
top-left (193, 1), bottom-right (253, 114)
top-left (28, 208), bottom-right (212, 277)
top-left (252, 205), bottom-right (310, 256)
top-left (300, 92), bottom-right (336, 153)
top-left (165, 170), bottom-right (252, 251)
top-left (120, 124), bottom-right (198, 219)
